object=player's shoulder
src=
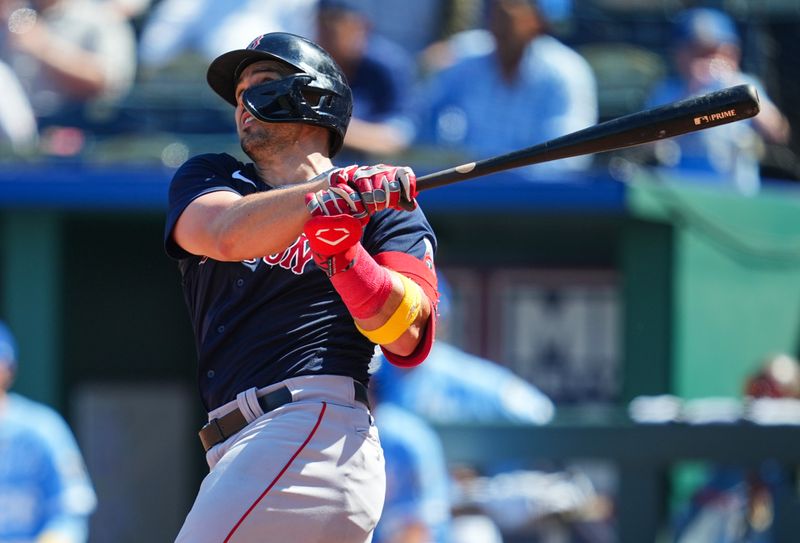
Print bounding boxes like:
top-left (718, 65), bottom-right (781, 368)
top-left (170, 152), bottom-right (260, 193)
top-left (177, 152), bottom-right (246, 175)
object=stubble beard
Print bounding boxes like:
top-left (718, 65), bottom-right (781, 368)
top-left (239, 121), bottom-right (301, 163)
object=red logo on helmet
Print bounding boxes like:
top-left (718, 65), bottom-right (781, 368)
top-left (247, 35), bottom-right (265, 50)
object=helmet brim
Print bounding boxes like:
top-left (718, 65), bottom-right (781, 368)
top-left (207, 49), bottom-right (299, 106)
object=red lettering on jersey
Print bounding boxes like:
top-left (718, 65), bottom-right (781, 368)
top-left (284, 236), bottom-right (315, 274)
top-left (262, 235), bottom-right (314, 275)
top-left (262, 251), bottom-right (285, 267)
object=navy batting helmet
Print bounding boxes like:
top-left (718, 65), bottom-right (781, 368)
top-left (207, 32), bottom-right (353, 156)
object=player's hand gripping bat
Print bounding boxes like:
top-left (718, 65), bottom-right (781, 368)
top-left (413, 84), bottom-right (760, 192)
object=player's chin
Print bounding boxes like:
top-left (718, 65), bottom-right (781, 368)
top-left (239, 131), bottom-right (268, 158)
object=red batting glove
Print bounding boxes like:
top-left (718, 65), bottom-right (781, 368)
top-left (303, 213), bottom-right (364, 277)
top-left (347, 164), bottom-right (418, 214)
top-left (326, 164), bottom-right (360, 186)
top-left (306, 183), bottom-right (370, 225)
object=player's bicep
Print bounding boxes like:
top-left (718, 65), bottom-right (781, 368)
top-left (173, 190), bottom-right (242, 259)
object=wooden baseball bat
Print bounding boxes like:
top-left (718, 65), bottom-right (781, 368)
top-left (415, 84), bottom-right (761, 191)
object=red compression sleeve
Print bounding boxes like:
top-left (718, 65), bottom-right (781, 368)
top-left (374, 251), bottom-right (439, 367)
top-left (330, 244), bottom-right (393, 320)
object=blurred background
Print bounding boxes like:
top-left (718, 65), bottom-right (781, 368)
top-left (1, 0), bottom-right (800, 541)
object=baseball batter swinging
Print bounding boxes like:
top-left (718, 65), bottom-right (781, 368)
top-left (163, 32), bottom-right (439, 542)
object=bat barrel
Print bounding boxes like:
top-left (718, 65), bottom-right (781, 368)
top-left (416, 84), bottom-right (760, 192)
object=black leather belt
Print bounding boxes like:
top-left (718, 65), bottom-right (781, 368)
top-left (198, 380), bottom-right (370, 452)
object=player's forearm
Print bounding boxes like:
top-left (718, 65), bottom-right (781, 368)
top-left (209, 180), bottom-right (327, 261)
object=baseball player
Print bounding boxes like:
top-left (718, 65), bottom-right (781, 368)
top-left (0, 321), bottom-right (97, 542)
top-left (163, 32), bottom-right (438, 543)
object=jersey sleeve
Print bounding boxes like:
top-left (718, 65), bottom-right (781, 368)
top-left (163, 153), bottom-right (245, 260)
top-left (362, 207), bottom-right (437, 268)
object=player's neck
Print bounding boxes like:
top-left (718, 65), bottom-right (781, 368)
top-left (250, 126), bottom-right (335, 187)
top-left (254, 151), bottom-right (334, 188)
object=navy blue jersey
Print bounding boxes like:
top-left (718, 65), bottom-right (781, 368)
top-left (164, 153), bottom-right (437, 411)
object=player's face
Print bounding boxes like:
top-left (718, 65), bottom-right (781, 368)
top-left (235, 60), bottom-right (303, 158)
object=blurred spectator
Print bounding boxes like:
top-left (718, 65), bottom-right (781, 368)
top-left (414, 0), bottom-right (597, 177)
top-left (0, 57), bottom-right (37, 153)
top-left (646, 7), bottom-right (791, 196)
top-left (672, 353), bottom-right (800, 543)
top-left (0, 321), bottom-right (97, 542)
top-left (0, 0), bottom-right (136, 153)
top-left (0, 0), bottom-right (136, 119)
top-left (137, 0), bottom-right (315, 75)
top-left (417, 0), bottom-right (576, 75)
top-left (315, 0), bottom-right (417, 159)
top-left (377, 340), bottom-right (555, 425)
top-left (365, 0), bottom-right (482, 59)
top-left (101, 0), bottom-right (151, 20)
top-left (369, 362), bottom-right (452, 543)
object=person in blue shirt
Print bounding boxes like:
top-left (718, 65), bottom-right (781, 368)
top-left (0, 321), bottom-right (97, 543)
top-left (414, 0), bottom-right (597, 177)
top-left (646, 7), bottom-right (791, 196)
top-left (315, 0), bottom-right (418, 158)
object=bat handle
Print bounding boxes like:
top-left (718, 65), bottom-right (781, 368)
top-left (399, 195), bottom-right (417, 210)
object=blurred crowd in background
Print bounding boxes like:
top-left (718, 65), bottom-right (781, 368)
top-left (0, 0), bottom-right (797, 193)
top-left (2, 1), bottom-right (800, 542)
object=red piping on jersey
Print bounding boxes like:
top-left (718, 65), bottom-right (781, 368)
top-left (224, 402), bottom-right (328, 542)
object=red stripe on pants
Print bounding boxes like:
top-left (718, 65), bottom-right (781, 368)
top-left (224, 402), bottom-right (328, 542)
